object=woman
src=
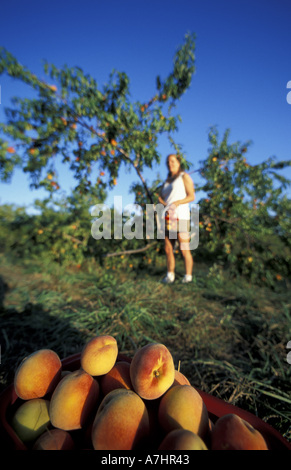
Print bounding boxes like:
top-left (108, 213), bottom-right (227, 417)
top-left (158, 154), bottom-right (195, 284)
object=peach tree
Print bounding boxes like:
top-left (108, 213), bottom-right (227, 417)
top-left (0, 33), bottom-right (195, 200)
top-left (0, 34), bottom-right (196, 265)
top-left (197, 127), bottom-right (291, 286)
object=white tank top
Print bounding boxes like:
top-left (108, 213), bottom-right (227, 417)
top-left (161, 172), bottom-right (190, 220)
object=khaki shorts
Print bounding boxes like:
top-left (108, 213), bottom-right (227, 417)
top-left (165, 218), bottom-right (190, 238)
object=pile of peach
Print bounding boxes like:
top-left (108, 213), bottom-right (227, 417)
top-left (9, 335), bottom-right (269, 450)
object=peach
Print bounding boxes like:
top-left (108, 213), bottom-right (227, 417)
top-left (158, 384), bottom-right (209, 438)
top-left (60, 370), bottom-right (72, 379)
top-left (173, 369), bottom-right (191, 386)
top-left (130, 343), bottom-right (175, 400)
top-left (11, 398), bottom-right (51, 443)
top-left (100, 361), bottom-right (132, 396)
top-left (49, 369), bottom-right (99, 431)
top-left (91, 388), bottom-right (150, 450)
top-left (14, 349), bottom-right (62, 400)
top-left (80, 335), bottom-right (118, 376)
top-left (211, 414), bottom-right (268, 450)
top-left (158, 429), bottom-right (208, 450)
top-left (33, 429), bottom-right (75, 450)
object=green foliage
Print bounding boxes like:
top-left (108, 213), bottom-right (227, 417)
top-left (197, 127), bottom-right (291, 286)
top-left (0, 33), bottom-right (195, 199)
top-left (0, 192), bottom-right (101, 267)
top-left (0, 34), bottom-right (290, 286)
top-left (0, 138), bottom-right (22, 182)
top-left (0, 189), bottom-right (161, 269)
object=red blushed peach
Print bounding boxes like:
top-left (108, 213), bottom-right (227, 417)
top-left (33, 429), bottom-right (75, 450)
top-left (130, 343), bottom-right (175, 400)
top-left (173, 369), bottom-right (191, 386)
top-left (80, 335), bottom-right (118, 376)
top-left (14, 349), bottom-right (62, 400)
top-left (100, 361), bottom-right (133, 396)
top-left (91, 389), bottom-right (150, 450)
top-left (158, 429), bottom-right (208, 450)
top-left (211, 414), bottom-right (268, 450)
top-left (49, 369), bottom-right (99, 431)
top-left (158, 384), bottom-right (209, 439)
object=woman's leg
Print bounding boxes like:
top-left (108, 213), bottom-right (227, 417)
top-left (164, 235), bottom-right (176, 274)
top-left (178, 232), bottom-right (193, 276)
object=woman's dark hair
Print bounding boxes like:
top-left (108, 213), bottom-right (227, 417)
top-left (166, 154), bottom-right (184, 181)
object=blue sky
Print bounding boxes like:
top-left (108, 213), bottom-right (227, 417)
top-left (0, 0), bottom-right (291, 213)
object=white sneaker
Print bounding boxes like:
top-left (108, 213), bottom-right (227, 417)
top-left (181, 275), bottom-right (192, 284)
top-left (161, 275), bottom-right (175, 284)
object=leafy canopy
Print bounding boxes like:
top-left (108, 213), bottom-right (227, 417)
top-left (0, 32), bottom-right (196, 202)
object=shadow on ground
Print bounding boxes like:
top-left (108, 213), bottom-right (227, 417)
top-left (0, 275), bottom-right (88, 393)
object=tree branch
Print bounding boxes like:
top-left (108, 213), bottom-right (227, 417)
top-left (104, 241), bottom-right (157, 257)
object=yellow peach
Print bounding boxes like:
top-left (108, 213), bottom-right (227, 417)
top-left (49, 369), bottom-right (99, 431)
top-left (158, 429), bottom-right (208, 450)
top-left (14, 349), bottom-right (62, 400)
top-left (158, 384), bottom-right (209, 438)
top-left (91, 388), bottom-right (150, 450)
top-left (211, 414), bottom-right (268, 450)
top-left (80, 335), bottom-right (118, 376)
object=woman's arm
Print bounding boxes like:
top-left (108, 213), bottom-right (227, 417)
top-left (158, 195), bottom-right (167, 206)
top-left (173, 173), bottom-right (195, 207)
top-left (158, 183), bottom-right (167, 206)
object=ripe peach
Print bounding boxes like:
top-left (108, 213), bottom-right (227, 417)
top-left (33, 429), bottom-right (74, 450)
top-left (80, 335), bottom-right (118, 376)
top-left (211, 414), bottom-right (268, 450)
top-left (14, 349), bottom-right (62, 400)
top-left (158, 384), bottom-right (209, 438)
top-left (130, 343), bottom-right (175, 400)
top-left (100, 361), bottom-right (132, 396)
top-left (60, 370), bottom-right (72, 379)
top-left (11, 398), bottom-right (51, 443)
top-left (91, 388), bottom-right (150, 450)
top-left (173, 369), bottom-right (191, 386)
top-left (49, 369), bottom-right (99, 431)
top-left (158, 429), bottom-right (208, 450)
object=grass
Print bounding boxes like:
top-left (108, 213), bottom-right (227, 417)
top-left (0, 251), bottom-right (290, 442)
